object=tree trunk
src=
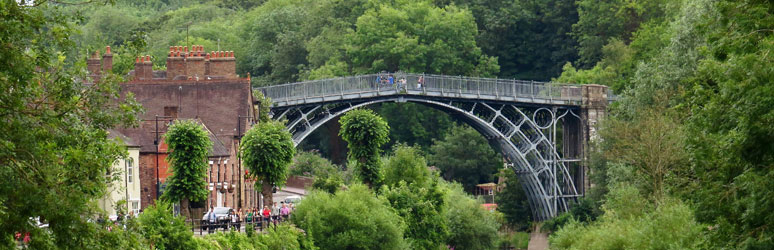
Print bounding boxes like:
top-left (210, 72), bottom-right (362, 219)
top-left (180, 198), bottom-right (190, 219)
top-left (261, 182), bottom-right (273, 210)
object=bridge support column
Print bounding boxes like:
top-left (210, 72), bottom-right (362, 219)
top-left (580, 84), bottom-right (608, 194)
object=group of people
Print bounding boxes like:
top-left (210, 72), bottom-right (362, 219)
top-left (206, 201), bottom-right (295, 233)
top-left (375, 73), bottom-right (425, 90)
top-left (247, 201), bottom-right (294, 228)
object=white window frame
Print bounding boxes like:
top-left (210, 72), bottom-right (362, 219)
top-left (126, 158), bottom-right (133, 183)
top-left (130, 200), bottom-right (140, 215)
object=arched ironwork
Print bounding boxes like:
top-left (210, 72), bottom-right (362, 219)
top-left (257, 73), bottom-right (600, 220)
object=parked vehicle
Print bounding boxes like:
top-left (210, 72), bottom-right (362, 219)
top-left (284, 195), bottom-right (302, 204)
top-left (202, 207), bottom-right (231, 230)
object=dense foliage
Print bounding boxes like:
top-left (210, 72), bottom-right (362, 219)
top-left (496, 170), bottom-right (532, 230)
top-left (382, 146), bottom-right (449, 249)
top-left (428, 125), bottom-right (503, 191)
top-left (136, 201), bottom-right (198, 250)
top-left (12, 0), bottom-right (774, 248)
top-left (339, 109), bottom-right (390, 188)
top-left (240, 120), bottom-right (296, 209)
top-left (162, 120), bottom-right (212, 217)
top-left (292, 185), bottom-right (406, 249)
top-left (550, 0), bottom-right (774, 248)
top-left (0, 2), bottom-right (143, 248)
top-left (444, 182), bottom-right (500, 250)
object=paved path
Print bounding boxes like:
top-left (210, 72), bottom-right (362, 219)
top-left (528, 224), bottom-right (549, 250)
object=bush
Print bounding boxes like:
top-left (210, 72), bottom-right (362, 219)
top-left (197, 224), bottom-right (315, 250)
top-left (136, 201), bottom-right (197, 250)
top-left (444, 182), bottom-right (500, 250)
top-left (549, 185), bottom-right (704, 249)
top-left (292, 184), bottom-right (405, 249)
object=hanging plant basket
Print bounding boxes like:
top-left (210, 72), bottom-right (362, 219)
top-left (228, 185), bottom-right (235, 193)
top-left (219, 187), bottom-right (227, 193)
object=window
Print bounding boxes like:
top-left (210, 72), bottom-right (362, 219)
top-left (126, 158), bottom-right (134, 183)
top-left (164, 106), bottom-right (178, 119)
top-left (131, 200), bottom-right (140, 215)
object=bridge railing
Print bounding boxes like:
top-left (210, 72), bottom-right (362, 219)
top-left (258, 73), bottom-right (589, 106)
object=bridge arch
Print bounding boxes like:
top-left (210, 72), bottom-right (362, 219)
top-left (258, 73), bottom-right (609, 220)
top-left (271, 96), bottom-right (582, 220)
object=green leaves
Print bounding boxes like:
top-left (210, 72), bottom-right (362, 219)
top-left (339, 109), bottom-right (390, 188)
top-left (162, 120), bottom-right (212, 204)
top-left (241, 120), bottom-right (296, 186)
top-left (428, 125), bottom-right (503, 191)
top-left (292, 185), bottom-right (406, 249)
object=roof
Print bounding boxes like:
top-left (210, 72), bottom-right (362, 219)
top-left (106, 129), bottom-right (140, 148)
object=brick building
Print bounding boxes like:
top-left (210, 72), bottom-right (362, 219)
top-left (88, 45), bottom-right (260, 212)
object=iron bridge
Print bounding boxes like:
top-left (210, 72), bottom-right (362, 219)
top-left (255, 73), bottom-right (612, 220)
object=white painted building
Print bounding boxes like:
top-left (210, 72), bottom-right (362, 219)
top-left (99, 130), bottom-right (141, 219)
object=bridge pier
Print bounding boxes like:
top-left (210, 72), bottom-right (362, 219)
top-left (580, 84), bottom-right (608, 194)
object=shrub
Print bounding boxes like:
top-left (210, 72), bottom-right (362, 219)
top-left (136, 201), bottom-right (197, 250)
top-left (292, 184), bottom-right (405, 249)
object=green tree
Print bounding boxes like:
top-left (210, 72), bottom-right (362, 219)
top-left (428, 125), bottom-right (503, 191)
top-left (444, 182), bottom-right (500, 249)
top-left (0, 2), bottom-right (143, 248)
top-left (495, 170), bottom-right (532, 230)
top-left (445, 0), bottom-right (580, 80)
top-left (383, 145), bottom-right (432, 187)
top-left (292, 185), bottom-right (406, 249)
top-left (162, 120), bottom-right (212, 218)
top-left (339, 109), bottom-right (390, 188)
top-left (549, 185), bottom-right (704, 250)
top-left (375, 103), bottom-right (454, 150)
top-left (572, 0), bottom-right (667, 68)
top-left (137, 200), bottom-right (198, 250)
top-left (339, 1), bottom-right (498, 76)
top-left (241, 120), bottom-right (296, 209)
top-left (289, 151), bottom-right (338, 178)
top-left (382, 145), bottom-right (448, 249)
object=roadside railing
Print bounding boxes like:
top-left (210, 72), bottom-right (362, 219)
top-left (188, 216), bottom-right (292, 235)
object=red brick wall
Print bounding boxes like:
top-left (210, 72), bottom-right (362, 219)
top-left (139, 153), bottom-right (157, 210)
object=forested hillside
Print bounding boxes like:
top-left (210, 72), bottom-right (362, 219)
top-left (18, 0), bottom-right (774, 248)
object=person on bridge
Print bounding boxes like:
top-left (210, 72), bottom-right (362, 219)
top-left (388, 75), bottom-right (394, 86)
top-left (418, 76), bottom-right (424, 89)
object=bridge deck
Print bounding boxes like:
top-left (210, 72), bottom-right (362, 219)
top-left (256, 73), bottom-right (611, 107)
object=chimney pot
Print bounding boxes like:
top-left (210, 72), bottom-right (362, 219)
top-left (145, 55), bottom-right (151, 62)
top-left (170, 46), bottom-right (174, 52)
top-left (105, 46), bottom-right (111, 54)
top-left (229, 51), bottom-right (234, 57)
top-left (206, 53), bottom-right (210, 60)
top-left (136, 57), bottom-right (140, 63)
top-left (184, 46), bottom-right (189, 53)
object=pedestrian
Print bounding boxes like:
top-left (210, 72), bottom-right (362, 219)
top-left (236, 208), bottom-right (242, 231)
top-left (388, 75), bottom-right (394, 86)
top-left (271, 202), bottom-right (280, 225)
top-left (208, 206), bottom-right (217, 233)
top-left (417, 76), bottom-right (424, 89)
top-left (262, 206), bottom-right (271, 230)
top-left (246, 208), bottom-right (253, 227)
top-left (281, 203), bottom-right (290, 221)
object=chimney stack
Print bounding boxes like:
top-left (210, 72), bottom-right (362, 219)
top-left (102, 46), bottom-right (113, 73)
